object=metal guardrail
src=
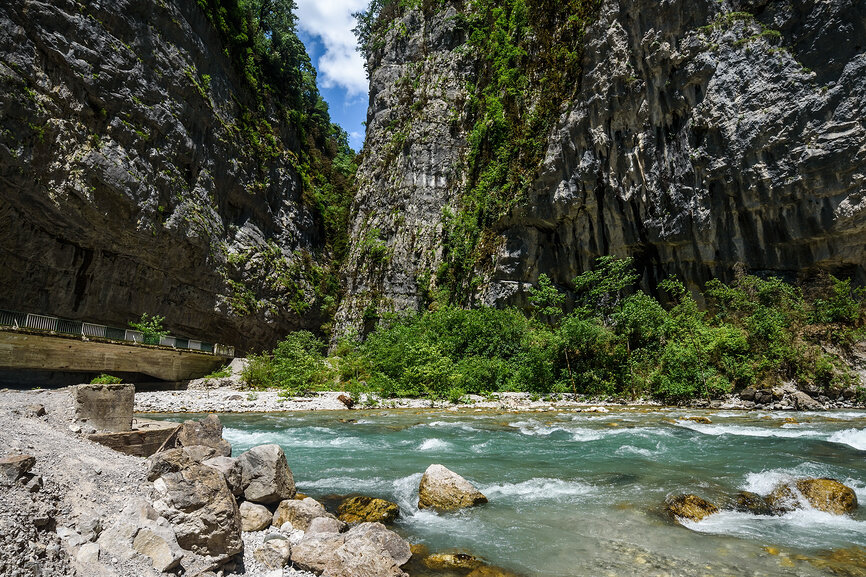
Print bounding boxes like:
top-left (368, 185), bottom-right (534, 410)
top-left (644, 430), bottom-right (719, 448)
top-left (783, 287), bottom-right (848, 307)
top-left (0, 309), bottom-right (234, 357)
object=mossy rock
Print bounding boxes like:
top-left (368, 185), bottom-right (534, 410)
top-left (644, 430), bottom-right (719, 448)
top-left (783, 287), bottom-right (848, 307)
top-left (808, 546), bottom-right (866, 577)
top-left (423, 552), bottom-right (483, 571)
top-left (337, 495), bottom-right (400, 524)
top-left (768, 478), bottom-right (858, 515)
top-left (664, 494), bottom-right (719, 523)
top-left (466, 566), bottom-right (523, 577)
top-left (684, 416), bottom-right (712, 424)
top-left (732, 491), bottom-right (773, 516)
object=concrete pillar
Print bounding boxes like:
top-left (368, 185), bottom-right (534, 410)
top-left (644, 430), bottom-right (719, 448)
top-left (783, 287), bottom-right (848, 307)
top-left (74, 383), bottom-right (134, 432)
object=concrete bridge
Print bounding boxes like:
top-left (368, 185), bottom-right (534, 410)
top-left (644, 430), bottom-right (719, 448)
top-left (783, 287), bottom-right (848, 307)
top-left (0, 310), bottom-right (234, 382)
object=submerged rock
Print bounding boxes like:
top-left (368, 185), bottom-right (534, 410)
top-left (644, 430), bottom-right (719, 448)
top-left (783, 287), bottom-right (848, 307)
top-left (237, 444), bottom-right (295, 504)
top-left (664, 494), bottom-right (719, 523)
top-left (418, 464), bottom-right (488, 511)
top-left (338, 496), bottom-right (400, 524)
top-left (467, 567), bottom-right (524, 577)
top-left (732, 491), bottom-right (773, 516)
top-left (767, 478), bottom-right (858, 515)
top-left (808, 546), bottom-right (866, 576)
top-left (423, 552), bottom-right (483, 571)
top-left (684, 416), bottom-right (712, 424)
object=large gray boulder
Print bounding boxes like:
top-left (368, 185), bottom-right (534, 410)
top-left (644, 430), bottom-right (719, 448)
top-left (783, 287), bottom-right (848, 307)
top-left (418, 464), bottom-right (488, 511)
top-left (291, 522), bottom-right (411, 577)
top-left (203, 456), bottom-right (244, 496)
top-left (0, 454), bottom-right (35, 483)
top-left (151, 463), bottom-right (243, 557)
top-left (97, 500), bottom-right (184, 572)
top-left (237, 444), bottom-right (295, 504)
top-left (792, 391), bottom-right (824, 411)
top-left (273, 497), bottom-right (338, 531)
top-left (177, 414), bottom-right (232, 457)
top-left (343, 523), bottom-right (411, 566)
top-left (322, 523), bottom-right (411, 577)
top-left (291, 532), bottom-right (347, 573)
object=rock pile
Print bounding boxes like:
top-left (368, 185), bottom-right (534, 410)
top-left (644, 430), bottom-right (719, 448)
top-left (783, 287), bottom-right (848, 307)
top-left (666, 477), bottom-right (859, 525)
top-left (140, 415), bottom-right (419, 576)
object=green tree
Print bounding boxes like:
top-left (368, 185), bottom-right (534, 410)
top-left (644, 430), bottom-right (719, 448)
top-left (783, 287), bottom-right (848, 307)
top-left (528, 273), bottom-right (565, 322)
top-left (573, 256), bottom-right (639, 322)
top-left (129, 313), bottom-right (168, 345)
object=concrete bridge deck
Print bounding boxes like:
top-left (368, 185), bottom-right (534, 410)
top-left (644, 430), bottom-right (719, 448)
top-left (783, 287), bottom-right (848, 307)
top-left (0, 328), bottom-right (231, 381)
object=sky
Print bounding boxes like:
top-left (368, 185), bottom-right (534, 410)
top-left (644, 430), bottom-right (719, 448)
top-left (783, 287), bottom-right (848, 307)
top-left (295, 0), bottom-right (370, 152)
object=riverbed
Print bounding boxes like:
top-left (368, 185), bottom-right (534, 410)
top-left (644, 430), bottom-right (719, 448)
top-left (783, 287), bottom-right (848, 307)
top-left (150, 408), bottom-right (866, 576)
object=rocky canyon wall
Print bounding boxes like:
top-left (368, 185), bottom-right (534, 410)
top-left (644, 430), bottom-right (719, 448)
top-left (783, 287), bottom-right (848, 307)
top-left (0, 0), bottom-right (328, 351)
top-left (338, 0), bottom-right (866, 334)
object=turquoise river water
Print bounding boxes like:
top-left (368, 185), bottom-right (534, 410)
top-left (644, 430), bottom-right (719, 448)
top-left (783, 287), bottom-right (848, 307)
top-left (151, 408), bottom-right (866, 576)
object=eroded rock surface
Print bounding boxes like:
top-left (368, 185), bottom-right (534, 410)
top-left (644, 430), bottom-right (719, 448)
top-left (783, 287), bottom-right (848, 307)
top-left (336, 0), bottom-right (866, 334)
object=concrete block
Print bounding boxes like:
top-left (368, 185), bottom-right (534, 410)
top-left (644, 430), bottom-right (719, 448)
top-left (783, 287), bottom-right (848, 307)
top-left (74, 383), bottom-right (134, 432)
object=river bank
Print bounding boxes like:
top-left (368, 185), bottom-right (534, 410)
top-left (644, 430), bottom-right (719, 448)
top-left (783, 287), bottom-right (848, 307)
top-left (3, 385), bottom-right (866, 576)
top-left (134, 386), bottom-right (865, 415)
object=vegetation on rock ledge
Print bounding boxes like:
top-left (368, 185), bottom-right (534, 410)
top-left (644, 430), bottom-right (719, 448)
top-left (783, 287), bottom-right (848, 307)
top-left (244, 259), bottom-right (866, 403)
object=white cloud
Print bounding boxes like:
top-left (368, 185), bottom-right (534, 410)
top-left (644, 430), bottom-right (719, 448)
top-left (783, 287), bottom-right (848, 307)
top-left (295, 0), bottom-right (369, 97)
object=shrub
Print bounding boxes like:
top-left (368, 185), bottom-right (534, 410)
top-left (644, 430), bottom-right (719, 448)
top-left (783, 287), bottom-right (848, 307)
top-left (90, 374), bottom-right (123, 385)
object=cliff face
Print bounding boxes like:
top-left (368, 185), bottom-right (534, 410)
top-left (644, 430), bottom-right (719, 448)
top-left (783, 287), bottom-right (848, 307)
top-left (0, 0), bottom-right (330, 351)
top-left (338, 0), bottom-right (866, 333)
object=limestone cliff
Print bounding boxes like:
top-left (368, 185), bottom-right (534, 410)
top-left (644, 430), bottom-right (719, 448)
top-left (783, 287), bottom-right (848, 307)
top-left (0, 0), bottom-right (346, 351)
top-left (338, 0), bottom-right (866, 334)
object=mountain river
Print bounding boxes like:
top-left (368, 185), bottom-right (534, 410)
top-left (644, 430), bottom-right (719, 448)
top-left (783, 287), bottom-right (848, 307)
top-left (150, 408), bottom-right (866, 576)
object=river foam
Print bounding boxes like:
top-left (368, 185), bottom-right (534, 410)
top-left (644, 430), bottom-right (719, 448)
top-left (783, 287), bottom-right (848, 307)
top-left (482, 478), bottom-right (595, 501)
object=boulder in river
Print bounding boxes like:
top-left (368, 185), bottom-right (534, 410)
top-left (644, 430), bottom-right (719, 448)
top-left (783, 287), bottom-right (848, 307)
top-left (767, 478), bottom-right (858, 515)
top-left (338, 496), bottom-right (400, 524)
top-left (177, 414), bottom-right (232, 456)
top-left (418, 464), bottom-right (488, 511)
top-left (273, 497), bottom-right (339, 531)
top-left (732, 491), bottom-right (773, 516)
top-left (237, 444), bottom-right (295, 504)
top-left (664, 494), bottom-right (719, 522)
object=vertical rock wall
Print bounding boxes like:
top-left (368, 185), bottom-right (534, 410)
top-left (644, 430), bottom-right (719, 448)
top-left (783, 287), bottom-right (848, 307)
top-left (0, 0), bottom-right (323, 351)
top-left (338, 0), bottom-right (866, 333)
